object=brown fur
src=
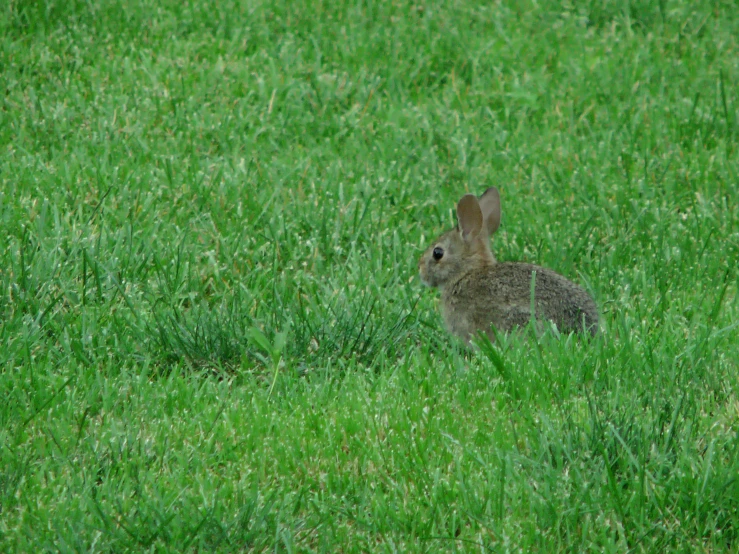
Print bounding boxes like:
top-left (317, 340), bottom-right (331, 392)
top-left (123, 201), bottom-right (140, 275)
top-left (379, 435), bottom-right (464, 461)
top-left (419, 188), bottom-right (598, 343)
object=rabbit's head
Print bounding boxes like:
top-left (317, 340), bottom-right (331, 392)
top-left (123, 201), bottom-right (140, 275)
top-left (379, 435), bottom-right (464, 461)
top-left (418, 187), bottom-right (501, 290)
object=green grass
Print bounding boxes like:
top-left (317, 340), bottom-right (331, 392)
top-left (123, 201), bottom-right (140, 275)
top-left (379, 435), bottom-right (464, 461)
top-left (2, 0), bottom-right (738, 551)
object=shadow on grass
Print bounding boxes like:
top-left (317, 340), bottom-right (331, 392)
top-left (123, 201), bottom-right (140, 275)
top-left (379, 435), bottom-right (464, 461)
top-left (148, 288), bottom-right (420, 375)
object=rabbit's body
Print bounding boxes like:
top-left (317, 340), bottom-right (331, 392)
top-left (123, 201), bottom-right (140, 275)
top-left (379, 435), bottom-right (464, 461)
top-left (441, 262), bottom-right (598, 340)
top-left (419, 188), bottom-right (598, 342)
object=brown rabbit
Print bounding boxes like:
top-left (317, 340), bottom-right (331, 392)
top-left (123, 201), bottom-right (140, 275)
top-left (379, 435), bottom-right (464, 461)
top-left (418, 187), bottom-right (598, 343)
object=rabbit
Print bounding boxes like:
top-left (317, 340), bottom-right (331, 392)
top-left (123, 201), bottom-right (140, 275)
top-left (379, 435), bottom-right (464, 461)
top-left (418, 187), bottom-right (598, 343)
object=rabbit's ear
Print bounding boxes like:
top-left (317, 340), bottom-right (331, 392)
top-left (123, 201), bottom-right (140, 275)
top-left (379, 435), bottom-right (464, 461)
top-left (478, 187), bottom-right (501, 235)
top-left (457, 194), bottom-right (483, 239)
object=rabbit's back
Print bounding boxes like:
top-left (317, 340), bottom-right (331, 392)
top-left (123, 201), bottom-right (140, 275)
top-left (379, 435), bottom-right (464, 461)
top-left (441, 262), bottom-right (598, 339)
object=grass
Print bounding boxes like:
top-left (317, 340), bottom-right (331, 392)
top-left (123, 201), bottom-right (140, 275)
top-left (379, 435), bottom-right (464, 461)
top-left (1, 0), bottom-right (738, 551)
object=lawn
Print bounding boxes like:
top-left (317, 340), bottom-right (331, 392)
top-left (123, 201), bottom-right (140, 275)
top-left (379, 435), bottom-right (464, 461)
top-left (1, 0), bottom-right (738, 551)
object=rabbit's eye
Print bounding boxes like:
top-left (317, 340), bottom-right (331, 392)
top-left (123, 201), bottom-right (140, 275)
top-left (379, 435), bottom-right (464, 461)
top-left (432, 247), bottom-right (444, 261)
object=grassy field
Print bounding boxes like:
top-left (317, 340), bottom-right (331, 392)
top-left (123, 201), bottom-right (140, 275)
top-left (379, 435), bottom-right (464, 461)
top-left (2, 0), bottom-right (738, 551)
